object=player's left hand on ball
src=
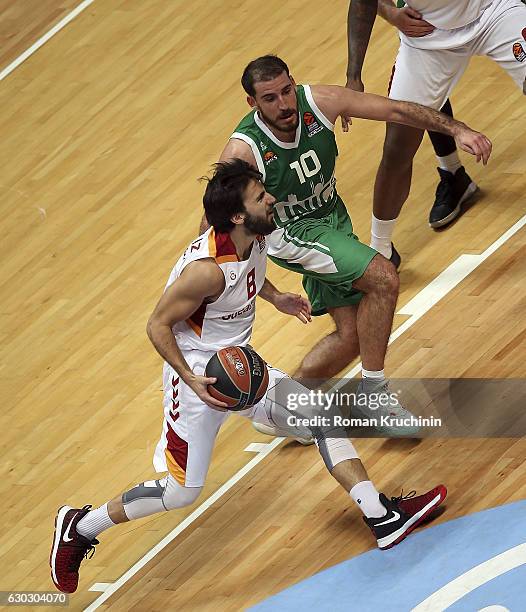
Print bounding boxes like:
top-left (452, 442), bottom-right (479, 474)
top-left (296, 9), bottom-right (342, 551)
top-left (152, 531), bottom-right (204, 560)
top-left (274, 292), bottom-right (312, 324)
top-left (455, 128), bottom-right (492, 165)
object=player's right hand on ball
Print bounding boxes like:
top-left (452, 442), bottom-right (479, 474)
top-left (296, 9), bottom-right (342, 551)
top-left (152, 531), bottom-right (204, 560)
top-left (454, 127), bottom-right (492, 165)
top-left (188, 375), bottom-right (229, 411)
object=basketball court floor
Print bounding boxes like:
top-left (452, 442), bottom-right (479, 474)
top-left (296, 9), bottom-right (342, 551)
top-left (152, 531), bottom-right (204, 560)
top-left (0, 1), bottom-right (525, 610)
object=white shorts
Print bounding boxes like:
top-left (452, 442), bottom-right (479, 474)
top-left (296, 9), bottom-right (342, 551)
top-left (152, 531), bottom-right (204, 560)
top-left (389, 0), bottom-right (526, 108)
top-left (153, 349), bottom-right (311, 487)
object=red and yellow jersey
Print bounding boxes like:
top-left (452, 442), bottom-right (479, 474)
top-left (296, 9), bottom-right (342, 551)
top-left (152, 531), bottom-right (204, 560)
top-left (168, 227), bottom-right (268, 352)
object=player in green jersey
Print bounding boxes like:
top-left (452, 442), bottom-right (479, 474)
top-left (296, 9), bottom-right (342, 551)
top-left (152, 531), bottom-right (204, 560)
top-left (207, 55), bottom-right (491, 434)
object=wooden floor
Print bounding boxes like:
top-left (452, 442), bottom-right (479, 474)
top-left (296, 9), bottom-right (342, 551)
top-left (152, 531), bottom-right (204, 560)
top-left (0, 1), bottom-right (524, 610)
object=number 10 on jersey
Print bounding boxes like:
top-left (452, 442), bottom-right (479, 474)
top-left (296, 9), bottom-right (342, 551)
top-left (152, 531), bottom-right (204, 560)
top-left (289, 150), bottom-right (321, 184)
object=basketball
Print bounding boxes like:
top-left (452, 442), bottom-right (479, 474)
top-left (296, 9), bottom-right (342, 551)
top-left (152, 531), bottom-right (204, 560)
top-left (205, 345), bottom-right (269, 411)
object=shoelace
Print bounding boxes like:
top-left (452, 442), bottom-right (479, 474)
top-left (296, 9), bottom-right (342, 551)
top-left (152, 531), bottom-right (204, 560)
top-left (68, 538), bottom-right (98, 571)
top-left (392, 489), bottom-right (416, 505)
top-left (434, 174), bottom-right (453, 205)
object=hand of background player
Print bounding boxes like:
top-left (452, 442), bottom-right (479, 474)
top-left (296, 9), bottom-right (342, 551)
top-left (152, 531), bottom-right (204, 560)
top-left (341, 78), bottom-right (363, 131)
top-left (454, 127), bottom-right (492, 165)
top-left (273, 292), bottom-right (312, 324)
top-left (390, 7), bottom-right (435, 37)
top-left (186, 374), bottom-right (229, 411)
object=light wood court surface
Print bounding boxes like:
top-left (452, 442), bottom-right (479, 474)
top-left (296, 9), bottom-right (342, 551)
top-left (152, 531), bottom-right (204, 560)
top-left (0, 1), bottom-right (524, 609)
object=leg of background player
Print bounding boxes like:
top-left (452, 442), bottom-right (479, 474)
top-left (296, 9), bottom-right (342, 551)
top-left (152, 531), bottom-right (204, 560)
top-left (370, 123), bottom-right (424, 259)
top-left (293, 304), bottom-right (360, 380)
top-left (427, 99), bottom-right (477, 229)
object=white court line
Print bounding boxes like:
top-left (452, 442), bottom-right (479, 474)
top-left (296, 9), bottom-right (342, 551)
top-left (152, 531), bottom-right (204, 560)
top-left (85, 215), bottom-right (526, 611)
top-left (245, 442), bottom-right (275, 453)
top-left (411, 542), bottom-right (526, 611)
top-left (0, 0), bottom-right (96, 82)
top-left (88, 583), bottom-right (111, 593)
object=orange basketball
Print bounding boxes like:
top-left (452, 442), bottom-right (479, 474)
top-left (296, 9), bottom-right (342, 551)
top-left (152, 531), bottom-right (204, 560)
top-left (205, 346), bottom-right (269, 411)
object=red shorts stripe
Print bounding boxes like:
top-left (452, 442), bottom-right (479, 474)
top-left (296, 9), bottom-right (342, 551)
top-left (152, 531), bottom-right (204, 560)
top-left (166, 422), bottom-right (188, 473)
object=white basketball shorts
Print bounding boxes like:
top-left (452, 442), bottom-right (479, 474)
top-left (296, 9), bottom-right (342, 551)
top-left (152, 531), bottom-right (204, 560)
top-left (389, 0), bottom-right (526, 108)
top-left (153, 349), bottom-right (311, 487)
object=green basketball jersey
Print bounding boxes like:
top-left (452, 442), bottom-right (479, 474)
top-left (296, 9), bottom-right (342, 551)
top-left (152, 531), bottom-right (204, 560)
top-left (232, 85), bottom-right (339, 228)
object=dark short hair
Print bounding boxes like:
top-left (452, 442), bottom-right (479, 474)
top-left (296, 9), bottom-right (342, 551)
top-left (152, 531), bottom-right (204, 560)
top-left (241, 55), bottom-right (290, 96)
top-left (203, 159), bottom-right (263, 233)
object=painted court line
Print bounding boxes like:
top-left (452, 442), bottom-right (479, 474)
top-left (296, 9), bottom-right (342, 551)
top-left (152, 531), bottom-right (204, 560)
top-left (84, 215), bottom-right (526, 611)
top-left (411, 542), bottom-right (526, 611)
top-left (0, 0), bottom-right (96, 82)
top-left (245, 442), bottom-right (275, 453)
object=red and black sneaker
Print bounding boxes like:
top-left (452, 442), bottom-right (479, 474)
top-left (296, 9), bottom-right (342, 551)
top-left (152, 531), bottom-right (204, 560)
top-left (364, 485), bottom-right (447, 550)
top-left (50, 505), bottom-right (98, 593)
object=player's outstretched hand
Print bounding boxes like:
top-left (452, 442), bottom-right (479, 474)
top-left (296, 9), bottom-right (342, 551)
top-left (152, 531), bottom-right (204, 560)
top-left (454, 127), bottom-right (492, 165)
top-left (274, 292), bottom-right (312, 324)
top-left (392, 7), bottom-right (435, 37)
top-left (187, 374), bottom-right (229, 411)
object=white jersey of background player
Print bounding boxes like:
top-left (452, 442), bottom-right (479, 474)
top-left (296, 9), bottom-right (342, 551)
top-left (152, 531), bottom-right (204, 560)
top-left (389, 0), bottom-right (526, 100)
top-left (50, 159), bottom-right (447, 596)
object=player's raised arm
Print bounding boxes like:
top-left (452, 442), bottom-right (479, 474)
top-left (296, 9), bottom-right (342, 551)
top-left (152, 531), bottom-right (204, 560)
top-left (259, 278), bottom-right (312, 324)
top-left (313, 85), bottom-right (492, 165)
top-left (147, 260), bottom-right (228, 408)
top-left (346, 0), bottom-right (378, 91)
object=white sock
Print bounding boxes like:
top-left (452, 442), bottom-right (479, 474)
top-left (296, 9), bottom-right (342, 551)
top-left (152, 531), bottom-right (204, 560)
top-left (362, 368), bottom-right (385, 380)
top-left (370, 215), bottom-right (396, 259)
top-left (437, 151), bottom-right (462, 174)
top-left (350, 481), bottom-right (386, 518)
top-left (76, 503), bottom-right (116, 540)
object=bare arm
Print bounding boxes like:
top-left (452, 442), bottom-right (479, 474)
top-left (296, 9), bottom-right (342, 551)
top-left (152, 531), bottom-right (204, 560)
top-left (259, 278), bottom-right (312, 324)
top-left (147, 260), bottom-right (228, 408)
top-left (198, 138), bottom-right (258, 234)
top-left (377, 0), bottom-right (396, 22)
top-left (313, 85), bottom-right (492, 164)
top-left (345, 0), bottom-right (378, 91)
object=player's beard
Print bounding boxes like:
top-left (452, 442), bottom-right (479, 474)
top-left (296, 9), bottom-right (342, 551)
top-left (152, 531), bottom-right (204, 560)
top-left (243, 211), bottom-right (276, 236)
top-left (259, 108), bottom-right (298, 133)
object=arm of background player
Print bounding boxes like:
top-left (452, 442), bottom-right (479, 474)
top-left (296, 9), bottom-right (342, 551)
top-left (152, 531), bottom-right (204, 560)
top-left (259, 278), bottom-right (312, 324)
top-left (198, 139), bottom-right (258, 234)
top-left (345, 0), bottom-right (378, 91)
top-left (147, 260), bottom-right (228, 408)
top-left (313, 85), bottom-right (492, 164)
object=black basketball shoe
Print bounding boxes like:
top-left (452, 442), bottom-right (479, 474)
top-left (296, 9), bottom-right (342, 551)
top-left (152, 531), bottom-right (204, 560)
top-left (429, 166), bottom-right (477, 229)
top-left (364, 485), bottom-right (447, 549)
